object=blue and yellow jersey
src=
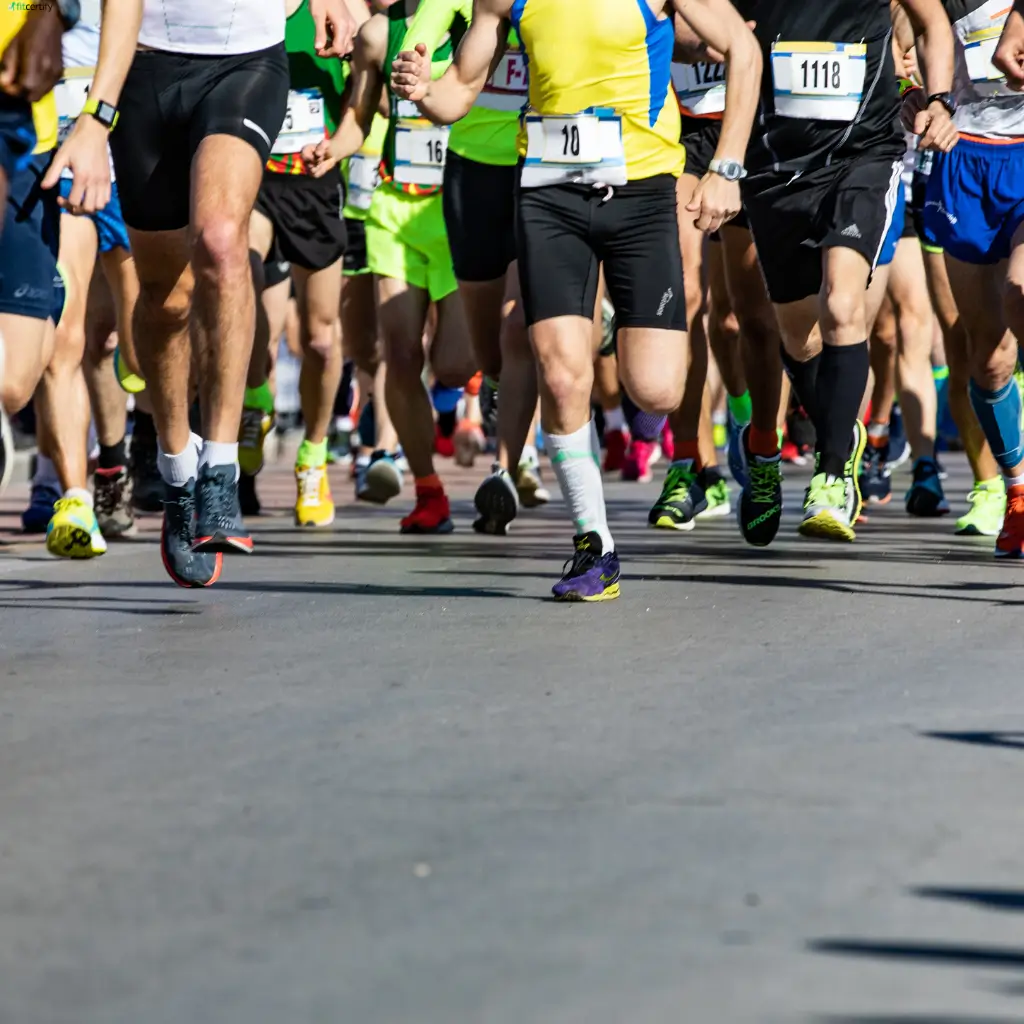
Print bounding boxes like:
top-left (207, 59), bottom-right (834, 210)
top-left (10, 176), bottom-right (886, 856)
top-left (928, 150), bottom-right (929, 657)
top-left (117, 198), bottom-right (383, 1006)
top-left (0, 7), bottom-right (58, 154)
top-left (510, 0), bottom-right (683, 180)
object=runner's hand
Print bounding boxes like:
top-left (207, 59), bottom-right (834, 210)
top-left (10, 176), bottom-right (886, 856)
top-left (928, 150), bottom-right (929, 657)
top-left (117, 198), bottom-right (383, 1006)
top-left (915, 101), bottom-right (958, 153)
top-left (41, 115), bottom-right (111, 213)
top-left (301, 139), bottom-right (340, 178)
top-left (900, 87), bottom-right (926, 132)
top-left (687, 173), bottom-right (741, 234)
top-left (994, 10), bottom-right (1024, 90)
top-left (0, 7), bottom-right (63, 103)
top-left (309, 0), bottom-right (357, 58)
top-left (391, 44), bottom-right (431, 103)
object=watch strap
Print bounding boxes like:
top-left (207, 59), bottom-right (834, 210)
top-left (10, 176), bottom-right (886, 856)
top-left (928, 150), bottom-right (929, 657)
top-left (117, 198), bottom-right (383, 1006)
top-left (927, 92), bottom-right (956, 116)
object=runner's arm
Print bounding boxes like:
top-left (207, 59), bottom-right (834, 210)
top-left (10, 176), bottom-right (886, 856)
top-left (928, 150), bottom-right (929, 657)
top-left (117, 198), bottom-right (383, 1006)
top-left (309, 0), bottom-right (358, 57)
top-left (390, 0), bottom-right (510, 123)
top-left (0, 6), bottom-right (64, 102)
top-left (895, 0), bottom-right (957, 150)
top-left (994, 2), bottom-right (1024, 88)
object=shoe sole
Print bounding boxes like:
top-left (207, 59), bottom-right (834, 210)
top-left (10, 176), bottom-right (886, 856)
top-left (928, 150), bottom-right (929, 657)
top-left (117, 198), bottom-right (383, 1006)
top-left (295, 510), bottom-right (336, 528)
top-left (649, 514), bottom-right (696, 531)
top-left (98, 520), bottom-right (139, 539)
top-left (474, 476), bottom-right (518, 535)
top-left (799, 510), bottom-right (856, 542)
top-left (863, 492), bottom-right (892, 506)
top-left (553, 583), bottom-right (621, 602)
top-left (359, 463), bottom-right (402, 505)
top-left (847, 422), bottom-right (868, 523)
top-left (400, 518), bottom-right (455, 535)
top-left (516, 480), bottom-right (550, 508)
top-left (161, 539), bottom-right (223, 588)
top-left (193, 533), bottom-right (254, 554)
top-left (696, 502), bottom-right (731, 520)
top-left (46, 524), bottom-right (106, 559)
top-left (955, 524), bottom-right (999, 537)
top-left (906, 491), bottom-right (951, 518)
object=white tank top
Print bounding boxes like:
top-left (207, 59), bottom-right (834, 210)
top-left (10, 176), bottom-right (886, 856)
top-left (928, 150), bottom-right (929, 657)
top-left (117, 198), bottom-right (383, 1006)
top-left (139, 0), bottom-right (285, 56)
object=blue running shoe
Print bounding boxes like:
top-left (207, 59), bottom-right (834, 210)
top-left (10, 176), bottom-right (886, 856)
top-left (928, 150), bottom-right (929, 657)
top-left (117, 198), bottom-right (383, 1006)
top-left (887, 404), bottom-right (911, 471)
top-left (22, 480), bottom-right (62, 534)
top-left (193, 464), bottom-right (253, 555)
top-left (161, 479), bottom-right (222, 588)
top-left (552, 531), bottom-right (620, 602)
top-left (905, 456), bottom-right (951, 517)
top-left (357, 450), bottom-right (403, 504)
top-left (859, 442), bottom-right (891, 505)
top-left (726, 408), bottom-right (748, 489)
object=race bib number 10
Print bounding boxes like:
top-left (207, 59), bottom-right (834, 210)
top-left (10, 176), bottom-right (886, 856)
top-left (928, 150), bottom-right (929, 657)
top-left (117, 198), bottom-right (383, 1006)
top-left (522, 108), bottom-right (626, 188)
top-left (771, 42), bottom-right (867, 121)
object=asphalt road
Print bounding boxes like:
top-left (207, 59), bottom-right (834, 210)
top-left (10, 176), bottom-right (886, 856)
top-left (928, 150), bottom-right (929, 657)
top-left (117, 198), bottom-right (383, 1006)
top-left (2, 452), bottom-right (1023, 1024)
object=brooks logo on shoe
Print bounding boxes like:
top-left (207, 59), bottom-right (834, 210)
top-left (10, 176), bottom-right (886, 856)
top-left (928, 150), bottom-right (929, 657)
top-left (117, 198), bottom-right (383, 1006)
top-left (747, 506), bottom-right (781, 529)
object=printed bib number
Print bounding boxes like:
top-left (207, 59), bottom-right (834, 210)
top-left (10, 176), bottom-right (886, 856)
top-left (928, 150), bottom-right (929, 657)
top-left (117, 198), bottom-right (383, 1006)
top-left (522, 109), bottom-right (626, 188)
top-left (771, 42), bottom-right (866, 121)
top-left (273, 88), bottom-right (326, 155)
top-left (393, 101), bottom-right (448, 187)
top-left (347, 152), bottom-right (381, 211)
top-left (964, 36), bottom-right (1008, 92)
top-left (54, 69), bottom-right (93, 144)
top-left (671, 62), bottom-right (726, 116)
top-left (477, 49), bottom-right (529, 112)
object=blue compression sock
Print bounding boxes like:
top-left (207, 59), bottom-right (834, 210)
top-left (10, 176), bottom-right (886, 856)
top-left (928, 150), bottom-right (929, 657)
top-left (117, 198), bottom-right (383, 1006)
top-left (969, 377), bottom-right (1024, 472)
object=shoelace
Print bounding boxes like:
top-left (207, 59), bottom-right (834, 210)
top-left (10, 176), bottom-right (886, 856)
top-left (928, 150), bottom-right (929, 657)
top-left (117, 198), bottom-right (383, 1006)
top-left (201, 473), bottom-right (238, 527)
top-left (663, 466), bottom-right (695, 502)
top-left (749, 461), bottom-right (781, 504)
top-left (94, 474), bottom-right (124, 516)
top-left (297, 467), bottom-right (323, 504)
top-left (240, 410), bottom-right (266, 449)
top-left (560, 544), bottom-right (598, 580)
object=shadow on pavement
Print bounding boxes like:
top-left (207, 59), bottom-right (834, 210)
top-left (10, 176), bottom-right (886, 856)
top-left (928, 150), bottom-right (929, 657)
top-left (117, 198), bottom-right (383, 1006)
top-left (810, 938), bottom-right (1024, 968)
top-left (922, 731), bottom-right (1024, 751)
top-left (912, 887), bottom-right (1024, 913)
top-left (816, 1017), bottom-right (1022, 1023)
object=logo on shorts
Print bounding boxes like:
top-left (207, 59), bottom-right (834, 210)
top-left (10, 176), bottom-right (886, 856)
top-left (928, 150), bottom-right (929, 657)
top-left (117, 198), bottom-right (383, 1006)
top-left (13, 284), bottom-right (45, 301)
top-left (925, 199), bottom-right (957, 226)
top-left (656, 288), bottom-right (674, 318)
top-left (841, 224), bottom-right (862, 239)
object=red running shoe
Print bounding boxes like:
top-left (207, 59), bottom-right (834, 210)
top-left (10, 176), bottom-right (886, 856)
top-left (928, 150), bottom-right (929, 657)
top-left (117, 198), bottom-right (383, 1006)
top-left (660, 423), bottom-right (675, 463)
top-left (995, 484), bottom-right (1024, 559)
top-left (780, 439), bottom-right (808, 466)
top-left (603, 427), bottom-right (629, 473)
top-left (434, 422), bottom-right (455, 459)
top-left (621, 438), bottom-right (661, 483)
top-left (400, 487), bottom-right (454, 534)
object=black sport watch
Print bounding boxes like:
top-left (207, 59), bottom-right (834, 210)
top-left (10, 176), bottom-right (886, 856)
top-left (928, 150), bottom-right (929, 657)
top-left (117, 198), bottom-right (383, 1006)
top-left (927, 92), bottom-right (957, 117)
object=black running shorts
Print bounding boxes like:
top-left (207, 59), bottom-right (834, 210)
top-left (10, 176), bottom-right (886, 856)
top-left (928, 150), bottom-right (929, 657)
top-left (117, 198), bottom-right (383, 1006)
top-left (342, 216), bottom-right (368, 276)
top-left (742, 153), bottom-right (904, 305)
top-left (516, 174), bottom-right (687, 331)
top-left (442, 150), bottom-right (517, 282)
top-left (263, 257), bottom-right (291, 289)
top-left (254, 167), bottom-right (347, 272)
top-left (110, 44), bottom-right (289, 232)
top-left (680, 115), bottom-right (747, 235)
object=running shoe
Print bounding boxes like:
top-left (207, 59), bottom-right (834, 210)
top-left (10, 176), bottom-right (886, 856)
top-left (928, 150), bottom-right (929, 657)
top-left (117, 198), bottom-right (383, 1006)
top-left (800, 473), bottom-right (855, 542)
top-left (295, 463), bottom-right (335, 528)
top-left (726, 408), bottom-right (747, 488)
top-left (473, 463), bottom-right (519, 535)
top-left (113, 346), bottom-right (146, 394)
top-left (161, 478), bottom-right (222, 587)
top-left (648, 461), bottom-right (706, 531)
top-left (956, 479), bottom-right (1006, 537)
top-left (22, 479), bottom-right (62, 534)
top-left (193, 465), bottom-right (253, 554)
top-left (46, 497), bottom-right (107, 559)
top-left (737, 426), bottom-right (783, 548)
top-left (696, 470), bottom-right (731, 519)
top-left (453, 418), bottom-right (486, 468)
top-left (327, 416), bottom-right (354, 466)
top-left (434, 420), bottom-right (455, 459)
top-left (859, 441), bottom-right (892, 505)
top-left (905, 457), bottom-right (950, 517)
top-left (516, 459), bottom-right (550, 508)
top-left (400, 486), bottom-right (454, 534)
top-left (621, 438), bottom-right (661, 483)
top-left (0, 404), bottom-right (12, 495)
top-left (357, 450), bottom-right (403, 504)
top-left (93, 466), bottom-right (136, 538)
top-left (787, 405), bottom-right (816, 458)
top-left (996, 483), bottom-right (1024, 559)
top-left (603, 427), bottom-right (629, 473)
top-left (552, 531), bottom-right (620, 602)
top-left (886, 404), bottom-right (911, 471)
top-left (239, 472), bottom-right (261, 517)
top-left (660, 422), bottom-right (675, 463)
top-left (238, 407), bottom-right (273, 477)
top-left (844, 420), bottom-right (869, 526)
top-left (128, 432), bottom-right (163, 513)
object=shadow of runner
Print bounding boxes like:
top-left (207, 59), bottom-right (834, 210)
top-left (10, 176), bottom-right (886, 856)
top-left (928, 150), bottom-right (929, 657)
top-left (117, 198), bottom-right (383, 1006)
top-left (809, 937), bottom-right (1024, 968)
top-left (922, 731), bottom-right (1024, 751)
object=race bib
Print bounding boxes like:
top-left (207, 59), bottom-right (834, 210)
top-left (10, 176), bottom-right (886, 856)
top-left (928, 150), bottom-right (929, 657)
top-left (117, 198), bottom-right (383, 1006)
top-left (771, 42), bottom-right (867, 121)
top-left (273, 88), bottom-right (326, 155)
top-left (476, 49), bottom-right (529, 112)
top-left (54, 68), bottom-right (93, 145)
top-left (672, 61), bottom-right (726, 117)
top-left (957, 0), bottom-right (1011, 96)
top-left (347, 152), bottom-right (381, 211)
top-left (394, 102), bottom-right (448, 186)
top-left (522, 109), bottom-right (626, 188)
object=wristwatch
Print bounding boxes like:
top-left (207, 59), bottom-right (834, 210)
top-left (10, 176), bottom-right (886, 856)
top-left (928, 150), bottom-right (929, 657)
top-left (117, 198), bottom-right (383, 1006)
top-left (927, 92), bottom-right (957, 116)
top-left (55, 0), bottom-right (81, 30)
top-left (709, 158), bottom-right (748, 182)
top-left (82, 96), bottom-right (119, 131)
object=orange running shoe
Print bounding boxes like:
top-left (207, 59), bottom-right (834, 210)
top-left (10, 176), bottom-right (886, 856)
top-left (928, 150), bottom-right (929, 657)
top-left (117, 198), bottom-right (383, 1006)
top-left (400, 486), bottom-right (454, 534)
top-left (995, 483), bottom-right (1024, 559)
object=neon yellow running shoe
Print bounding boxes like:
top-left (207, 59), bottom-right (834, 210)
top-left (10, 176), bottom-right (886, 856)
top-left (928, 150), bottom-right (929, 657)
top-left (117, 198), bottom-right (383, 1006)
top-left (799, 472), bottom-right (855, 542)
top-left (114, 346), bottom-right (146, 394)
top-left (46, 496), bottom-right (107, 558)
top-left (696, 475), bottom-right (732, 519)
top-left (955, 478), bottom-right (1007, 537)
top-left (295, 463), bottom-right (335, 528)
top-left (239, 407), bottom-right (273, 477)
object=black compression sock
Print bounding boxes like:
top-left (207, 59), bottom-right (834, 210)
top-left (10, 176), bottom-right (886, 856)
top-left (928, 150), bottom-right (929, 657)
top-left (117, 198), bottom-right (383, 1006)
top-left (98, 440), bottom-right (127, 469)
top-left (815, 341), bottom-right (870, 478)
top-left (334, 360), bottom-right (355, 418)
top-left (780, 346), bottom-right (822, 428)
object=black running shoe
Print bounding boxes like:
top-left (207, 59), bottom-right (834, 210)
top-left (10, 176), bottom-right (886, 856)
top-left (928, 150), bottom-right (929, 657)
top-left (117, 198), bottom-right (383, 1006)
top-left (648, 460), bottom-right (706, 531)
top-left (905, 456), bottom-right (951, 517)
top-left (859, 440), bottom-right (891, 505)
top-left (737, 426), bottom-right (783, 547)
top-left (193, 465), bottom-right (253, 554)
top-left (129, 433), bottom-right (163, 513)
top-left (161, 479), bottom-right (222, 588)
top-left (473, 463), bottom-right (519, 535)
top-left (239, 472), bottom-right (262, 517)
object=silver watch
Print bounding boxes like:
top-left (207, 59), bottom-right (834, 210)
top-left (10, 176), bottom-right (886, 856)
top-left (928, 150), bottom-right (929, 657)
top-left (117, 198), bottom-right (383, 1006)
top-left (708, 158), bottom-right (747, 182)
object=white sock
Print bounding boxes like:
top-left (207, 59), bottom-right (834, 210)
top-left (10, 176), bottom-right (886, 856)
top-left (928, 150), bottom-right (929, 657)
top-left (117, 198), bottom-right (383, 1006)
top-left (520, 443), bottom-right (538, 469)
top-left (33, 454), bottom-right (59, 488)
top-left (604, 406), bottom-right (625, 432)
top-left (1006, 471), bottom-right (1024, 489)
top-left (199, 440), bottom-right (239, 480)
top-left (547, 418), bottom-right (614, 552)
top-left (64, 486), bottom-right (93, 507)
top-left (157, 433), bottom-right (201, 487)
